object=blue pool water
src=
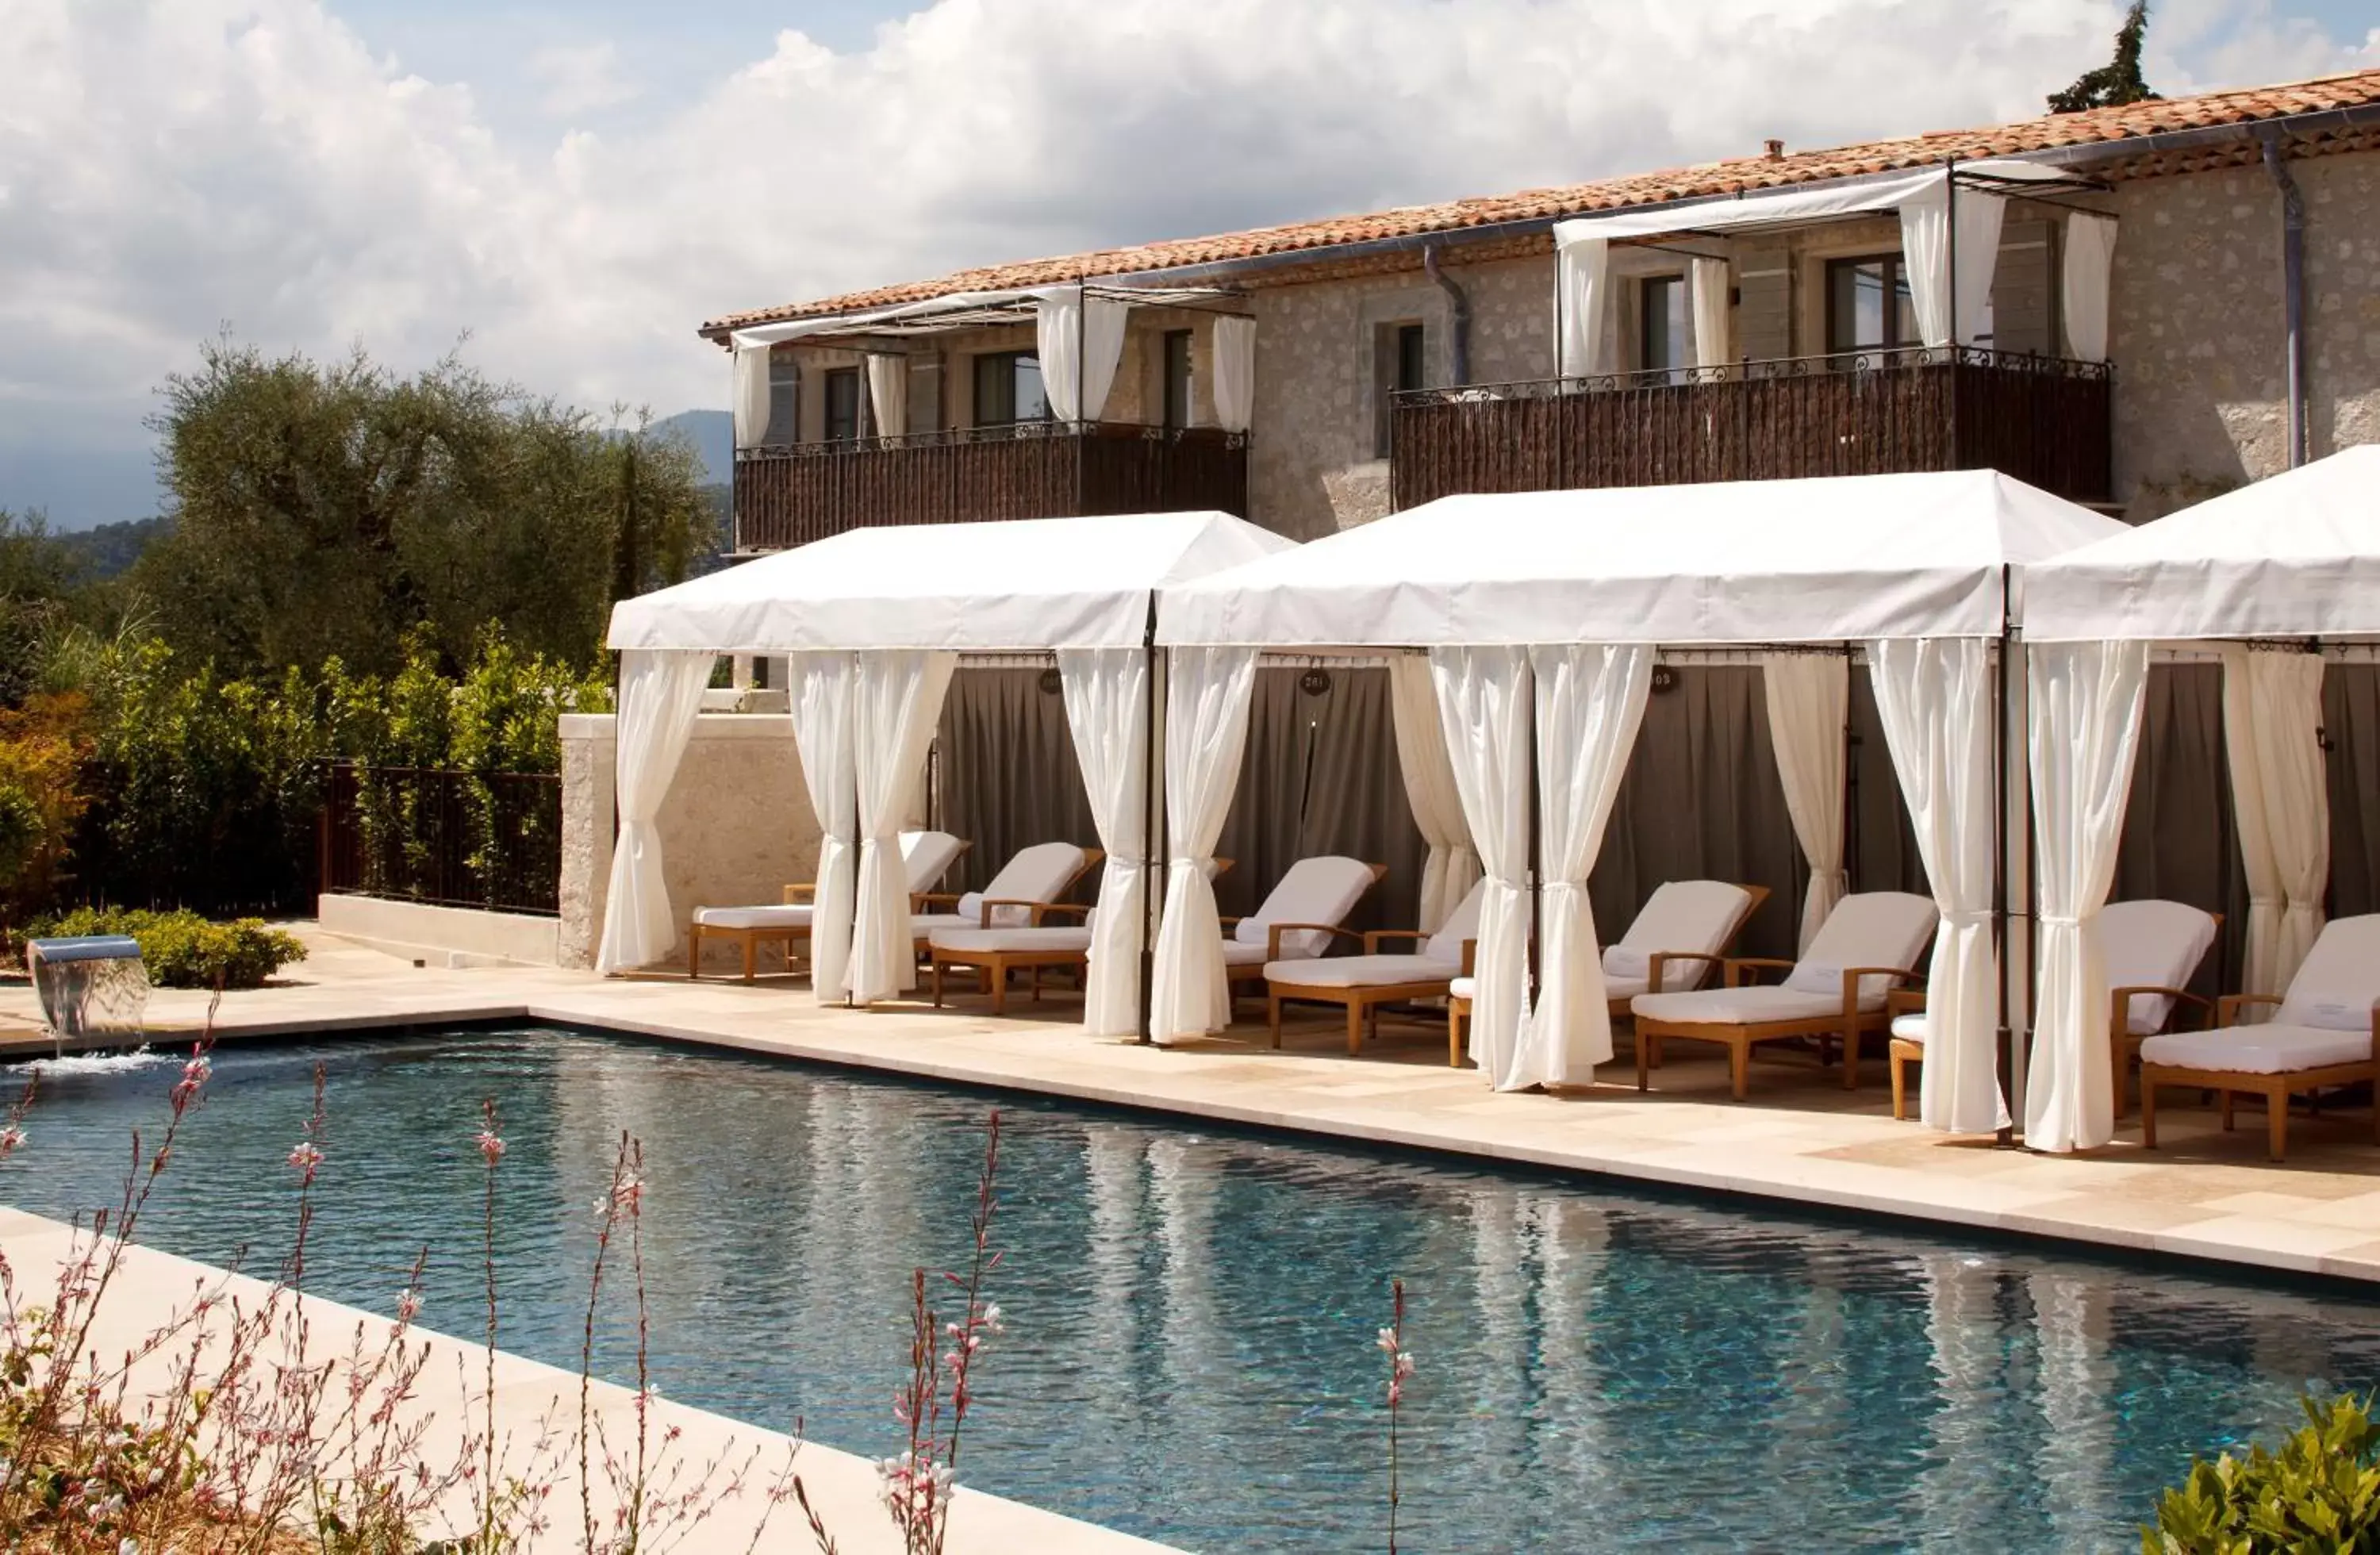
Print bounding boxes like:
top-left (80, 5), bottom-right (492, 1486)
top-left (3, 1027), bottom-right (2375, 1552)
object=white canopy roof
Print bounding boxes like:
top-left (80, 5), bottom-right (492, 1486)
top-left (1550, 159), bottom-right (2085, 246)
top-left (2023, 445), bottom-right (2380, 642)
top-left (608, 509), bottom-right (1293, 653)
top-left (1157, 470), bottom-right (2126, 648)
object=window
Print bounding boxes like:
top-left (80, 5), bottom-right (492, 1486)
top-left (1826, 255), bottom-right (1921, 356)
top-left (823, 367), bottom-right (862, 443)
top-left (1161, 329), bottom-right (1194, 430)
top-left (1641, 275), bottom-right (1689, 380)
top-left (972, 350), bottom-right (1049, 428)
top-left (762, 351), bottom-right (799, 445)
top-left (1374, 321), bottom-right (1427, 457)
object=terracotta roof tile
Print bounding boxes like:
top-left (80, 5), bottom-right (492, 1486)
top-left (702, 68), bottom-right (2380, 336)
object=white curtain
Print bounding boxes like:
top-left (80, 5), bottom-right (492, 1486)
top-left (1555, 233), bottom-right (1611, 378)
top-left (1389, 655), bottom-right (1477, 932)
top-left (731, 347), bottom-right (773, 448)
top-left (789, 651), bottom-right (860, 1002)
top-left (1212, 317), bottom-right (1256, 435)
top-left (1526, 644), bottom-right (1653, 1081)
top-left (1869, 638), bottom-right (2007, 1134)
top-left (1149, 647), bottom-right (1258, 1042)
top-left (1900, 186), bottom-right (2006, 349)
top-left (1690, 255), bottom-right (1731, 371)
top-left (1059, 646), bottom-right (1152, 1039)
top-left (1762, 655), bottom-right (1850, 954)
top-left (2061, 213), bottom-right (2118, 364)
top-left (1431, 647), bottom-right (1534, 1088)
top-left (595, 650), bottom-right (715, 974)
top-left (847, 651), bottom-right (957, 1004)
top-left (864, 353), bottom-right (907, 440)
top-left (1036, 286), bottom-right (1131, 422)
top-left (2224, 647), bottom-right (2329, 1000)
top-left (2023, 640), bottom-right (2148, 1154)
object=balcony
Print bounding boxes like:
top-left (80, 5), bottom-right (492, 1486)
top-left (1389, 347), bottom-right (2114, 512)
top-left (732, 420), bottom-right (1250, 553)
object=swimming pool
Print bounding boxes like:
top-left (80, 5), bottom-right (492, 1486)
top-left (4, 1027), bottom-right (2374, 1552)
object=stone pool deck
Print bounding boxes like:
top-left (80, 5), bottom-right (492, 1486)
top-left (2, 926), bottom-right (2375, 1285)
top-left (0, 1207), bottom-right (1177, 1555)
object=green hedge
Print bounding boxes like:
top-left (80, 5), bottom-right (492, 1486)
top-left (30, 907), bottom-right (307, 990)
top-left (2146, 1392), bottom-right (2380, 1553)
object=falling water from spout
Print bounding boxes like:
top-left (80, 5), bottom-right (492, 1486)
top-left (26, 936), bottom-right (150, 1060)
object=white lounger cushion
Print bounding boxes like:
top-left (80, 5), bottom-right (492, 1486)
top-left (2274, 913), bottom-right (2380, 1031)
top-left (919, 841), bottom-right (1088, 931)
top-left (694, 904), bottom-right (813, 929)
top-left (1778, 892), bottom-right (1938, 1003)
top-left (1449, 976), bottom-right (1476, 1000)
top-left (2140, 1024), bottom-right (2371, 1075)
top-left (1891, 1013), bottom-right (1927, 1042)
top-left (929, 926), bottom-right (1092, 954)
top-left (1269, 881), bottom-right (1488, 991)
top-left (1234, 856), bottom-right (1378, 960)
top-left (1267, 954), bottom-right (1460, 989)
top-left (900, 830), bottom-right (967, 893)
top-left (1633, 985), bottom-right (1851, 1024)
top-left (2101, 900), bottom-right (2220, 1035)
top-left (1222, 939), bottom-right (1271, 969)
top-left (1606, 881), bottom-right (1756, 992)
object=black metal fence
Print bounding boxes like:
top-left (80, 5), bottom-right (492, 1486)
top-left (1392, 347), bottom-right (2114, 510)
top-left (318, 762), bottom-right (562, 916)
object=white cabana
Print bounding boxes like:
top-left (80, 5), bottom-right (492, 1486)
top-left (602, 510), bottom-right (1293, 1031)
top-left (2020, 444), bottom-right (2380, 1153)
top-left (1159, 470), bottom-right (2125, 1123)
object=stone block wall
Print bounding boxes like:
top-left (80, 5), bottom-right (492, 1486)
top-left (2107, 152), bottom-right (2380, 518)
top-left (558, 713), bottom-right (822, 971)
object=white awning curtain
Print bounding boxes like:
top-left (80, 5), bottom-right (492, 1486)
top-left (848, 651), bottom-right (957, 1004)
top-left (1898, 184), bottom-right (2006, 349)
top-left (2022, 639), bottom-right (2148, 1153)
top-left (1526, 643), bottom-right (1654, 1081)
top-left (1150, 646), bottom-right (1260, 1042)
top-left (1762, 654), bottom-right (1849, 953)
top-left (612, 510), bottom-right (1292, 654)
top-left (2022, 446), bottom-right (2380, 642)
top-left (1157, 471), bottom-right (2125, 649)
top-left (731, 347), bottom-right (773, 449)
top-left (2061, 213), bottom-right (2119, 364)
top-left (1433, 647), bottom-right (1535, 1086)
top-left (1058, 646), bottom-right (1153, 1038)
top-left (865, 353), bottom-right (908, 440)
top-left (1389, 655), bottom-right (1477, 933)
top-left (1212, 316), bottom-right (1256, 434)
top-left (724, 282), bottom-right (1235, 349)
top-left (2224, 647), bottom-right (2328, 1001)
top-left (1037, 286), bottom-right (1132, 423)
top-left (1554, 233), bottom-right (1610, 378)
top-left (789, 651), bottom-right (860, 1002)
top-left (595, 650), bottom-right (715, 973)
top-left (1690, 255), bottom-right (1730, 371)
top-left (1548, 159), bottom-right (2074, 245)
top-left (1871, 636), bottom-right (2008, 1135)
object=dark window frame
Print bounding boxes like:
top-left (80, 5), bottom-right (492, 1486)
top-left (972, 349), bottom-right (1050, 428)
top-left (1640, 274), bottom-right (1688, 379)
top-left (1161, 329), bottom-right (1194, 431)
top-left (823, 367), bottom-right (863, 443)
top-left (1825, 252), bottom-right (1921, 357)
top-left (1375, 321), bottom-right (1428, 459)
top-left (763, 351), bottom-right (800, 446)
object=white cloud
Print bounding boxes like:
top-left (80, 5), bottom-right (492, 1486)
top-left (527, 40), bottom-right (641, 117)
top-left (0, 0), bottom-right (2374, 520)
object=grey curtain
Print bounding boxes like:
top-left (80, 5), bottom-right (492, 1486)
top-left (935, 668), bottom-right (1098, 898)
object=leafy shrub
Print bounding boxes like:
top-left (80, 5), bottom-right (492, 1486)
top-left (2145, 1392), bottom-right (2380, 1553)
top-left (29, 906), bottom-right (307, 989)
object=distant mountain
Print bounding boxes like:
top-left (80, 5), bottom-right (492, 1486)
top-left (61, 516), bottom-right (171, 581)
top-left (652, 409), bottom-right (731, 486)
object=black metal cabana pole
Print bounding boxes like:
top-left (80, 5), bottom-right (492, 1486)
top-left (1138, 603), bottom-right (1160, 1045)
top-left (1994, 562), bottom-right (2015, 1147)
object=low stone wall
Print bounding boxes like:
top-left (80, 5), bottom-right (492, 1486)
top-left (557, 713), bottom-right (822, 971)
top-left (315, 894), bottom-right (561, 967)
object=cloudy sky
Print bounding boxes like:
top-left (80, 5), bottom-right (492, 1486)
top-left (4, 0), bottom-right (2375, 524)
